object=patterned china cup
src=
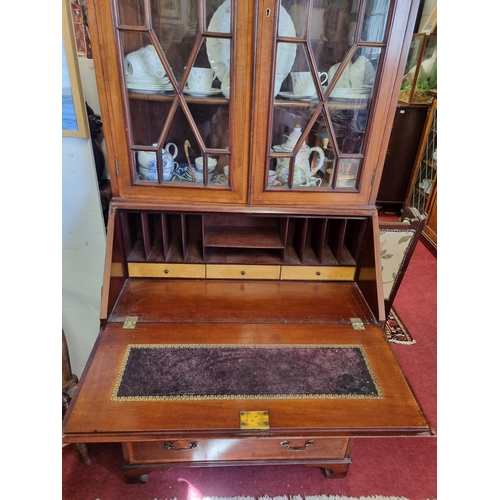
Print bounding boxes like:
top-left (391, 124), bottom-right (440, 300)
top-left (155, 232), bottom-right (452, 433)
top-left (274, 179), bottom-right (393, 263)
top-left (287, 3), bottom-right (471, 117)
top-left (138, 45), bottom-right (166, 78)
top-left (187, 67), bottom-right (216, 91)
top-left (124, 50), bottom-right (149, 77)
top-left (195, 157), bottom-right (217, 174)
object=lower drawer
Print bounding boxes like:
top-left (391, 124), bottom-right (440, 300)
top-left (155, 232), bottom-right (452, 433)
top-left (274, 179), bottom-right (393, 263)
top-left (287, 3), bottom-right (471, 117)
top-left (125, 437), bottom-right (351, 464)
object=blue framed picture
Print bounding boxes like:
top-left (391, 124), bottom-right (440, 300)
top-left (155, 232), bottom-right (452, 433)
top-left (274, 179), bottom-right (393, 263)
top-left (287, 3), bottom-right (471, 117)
top-left (62, 0), bottom-right (89, 138)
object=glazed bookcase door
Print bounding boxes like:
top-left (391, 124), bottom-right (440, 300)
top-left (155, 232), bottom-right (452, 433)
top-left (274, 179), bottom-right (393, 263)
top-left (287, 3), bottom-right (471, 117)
top-left (250, 0), bottom-right (418, 206)
top-left (87, 0), bottom-right (254, 203)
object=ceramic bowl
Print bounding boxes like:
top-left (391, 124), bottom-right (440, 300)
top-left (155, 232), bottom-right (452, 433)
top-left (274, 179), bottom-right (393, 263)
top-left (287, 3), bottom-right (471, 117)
top-left (195, 157), bottom-right (217, 174)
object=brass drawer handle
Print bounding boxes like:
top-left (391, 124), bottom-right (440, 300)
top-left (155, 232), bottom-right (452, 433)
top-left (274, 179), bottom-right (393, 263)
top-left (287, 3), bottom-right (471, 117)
top-left (280, 440), bottom-right (314, 451)
top-left (316, 271), bottom-right (321, 276)
top-left (164, 269), bottom-right (169, 274)
top-left (241, 270), bottom-right (246, 275)
top-left (164, 442), bottom-right (198, 451)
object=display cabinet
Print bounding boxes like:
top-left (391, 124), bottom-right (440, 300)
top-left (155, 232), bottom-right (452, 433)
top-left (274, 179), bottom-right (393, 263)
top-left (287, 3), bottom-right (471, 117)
top-left (404, 95), bottom-right (437, 247)
top-left (63, 0), bottom-right (432, 482)
top-left (376, 103), bottom-right (429, 210)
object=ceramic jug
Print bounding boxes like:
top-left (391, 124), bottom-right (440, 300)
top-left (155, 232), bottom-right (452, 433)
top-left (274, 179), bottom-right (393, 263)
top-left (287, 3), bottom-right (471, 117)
top-left (273, 125), bottom-right (325, 186)
top-left (137, 142), bottom-right (178, 181)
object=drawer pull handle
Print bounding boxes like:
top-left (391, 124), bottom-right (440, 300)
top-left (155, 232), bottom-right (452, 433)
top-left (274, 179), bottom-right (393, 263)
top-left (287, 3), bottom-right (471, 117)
top-left (241, 270), bottom-right (246, 275)
top-left (280, 440), bottom-right (314, 451)
top-left (164, 269), bottom-right (169, 274)
top-left (316, 271), bottom-right (321, 276)
top-left (164, 442), bottom-right (198, 451)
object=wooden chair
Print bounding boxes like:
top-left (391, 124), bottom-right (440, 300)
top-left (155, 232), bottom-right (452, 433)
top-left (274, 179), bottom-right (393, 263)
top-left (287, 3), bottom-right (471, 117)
top-left (379, 207), bottom-right (426, 318)
top-left (63, 329), bottom-right (92, 465)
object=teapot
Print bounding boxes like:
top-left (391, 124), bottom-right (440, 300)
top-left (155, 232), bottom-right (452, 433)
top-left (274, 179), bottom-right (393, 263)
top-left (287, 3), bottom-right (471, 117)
top-left (273, 125), bottom-right (325, 186)
top-left (137, 142), bottom-right (178, 181)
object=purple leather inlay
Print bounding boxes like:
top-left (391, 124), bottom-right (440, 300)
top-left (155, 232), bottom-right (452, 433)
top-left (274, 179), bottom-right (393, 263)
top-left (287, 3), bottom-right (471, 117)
top-left (115, 345), bottom-right (379, 399)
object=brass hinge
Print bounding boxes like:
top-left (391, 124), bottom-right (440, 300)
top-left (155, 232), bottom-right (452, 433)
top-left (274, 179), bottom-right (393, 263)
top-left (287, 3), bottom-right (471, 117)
top-left (240, 410), bottom-right (270, 430)
top-left (350, 318), bottom-right (365, 330)
top-left (123, 316), bottom-right (138, 329)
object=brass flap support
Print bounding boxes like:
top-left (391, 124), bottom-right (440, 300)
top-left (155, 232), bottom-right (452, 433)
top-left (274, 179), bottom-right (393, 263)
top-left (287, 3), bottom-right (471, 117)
top-left (350, 318), bottom-right (365, 330)
top-left (240, 410), bottom-right (270, 430)
top-left (123, 316), bottom-right (138, 329)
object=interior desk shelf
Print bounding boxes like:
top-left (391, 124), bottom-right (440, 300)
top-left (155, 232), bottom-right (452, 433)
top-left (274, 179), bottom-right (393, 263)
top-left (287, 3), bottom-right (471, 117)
top-left (118, 210), bottom-right (368, 269)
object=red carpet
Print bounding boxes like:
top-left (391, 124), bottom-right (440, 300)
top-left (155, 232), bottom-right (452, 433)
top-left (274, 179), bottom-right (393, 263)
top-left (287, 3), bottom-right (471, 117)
top-left (62, 239), bottom-right (437, 500)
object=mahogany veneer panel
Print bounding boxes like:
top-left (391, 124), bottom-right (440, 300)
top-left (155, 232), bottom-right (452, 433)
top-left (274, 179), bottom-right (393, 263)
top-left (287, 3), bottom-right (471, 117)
top-left (108, 279), bottom-right (375, 324)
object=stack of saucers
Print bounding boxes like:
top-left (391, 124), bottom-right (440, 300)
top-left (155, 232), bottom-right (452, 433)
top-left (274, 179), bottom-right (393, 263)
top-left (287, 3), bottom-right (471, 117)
top-left (126, 75), bottom-right (173, 94)
top-left (330, 85), bottom-right (371, 100)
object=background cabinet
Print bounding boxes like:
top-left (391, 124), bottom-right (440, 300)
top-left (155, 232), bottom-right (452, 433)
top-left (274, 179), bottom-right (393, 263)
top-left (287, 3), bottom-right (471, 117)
top-left (377, 104), bottom-right (429, 211)
top-left (404, 96), bottom-right (437, 247)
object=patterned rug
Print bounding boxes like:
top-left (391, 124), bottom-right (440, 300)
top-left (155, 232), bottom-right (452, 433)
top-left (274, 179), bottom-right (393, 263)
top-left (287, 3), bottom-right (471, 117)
top-left (384, 308), bottom-right (416, 345)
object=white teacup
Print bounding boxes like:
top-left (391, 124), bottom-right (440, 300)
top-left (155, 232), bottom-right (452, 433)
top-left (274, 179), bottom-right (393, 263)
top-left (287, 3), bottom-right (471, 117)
top-left (138, 45), bottom-right (165, 77)
top-left (187, 67), bottom-right (216, 91)
top-left (291, 71), bottom-right (328, 96)
top-left (195, 157), bottom-right (217, 174)
top-left (124, 50), bottom-right (149, 77)
top-left (328, 62), bottom-right (351, 88)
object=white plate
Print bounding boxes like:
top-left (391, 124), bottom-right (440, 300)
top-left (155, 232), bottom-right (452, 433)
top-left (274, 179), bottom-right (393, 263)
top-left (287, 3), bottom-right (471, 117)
top-left (127, 84), bottom-right (173, 89)
top-left (206, 0), bottom-right (296, 84)
top-left (279, 91), bottom-right (315, 101)
top-left (128, 88), bottom-right (170, 94)
top-left (183, 88), bottom-right (222, 97)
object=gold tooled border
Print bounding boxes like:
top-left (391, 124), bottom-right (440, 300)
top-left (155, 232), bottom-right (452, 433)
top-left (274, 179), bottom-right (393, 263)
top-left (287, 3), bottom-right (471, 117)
top-left (111, 344), bottom-right (383, 401)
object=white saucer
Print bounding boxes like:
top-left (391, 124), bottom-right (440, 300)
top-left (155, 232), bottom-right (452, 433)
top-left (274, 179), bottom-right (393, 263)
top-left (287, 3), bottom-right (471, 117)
top-left (183, 88), bottom-right (222, 97)
top-left (279, 91), bottom-right (316, 101)
top-left (127, 87), bottom-right (173, 94)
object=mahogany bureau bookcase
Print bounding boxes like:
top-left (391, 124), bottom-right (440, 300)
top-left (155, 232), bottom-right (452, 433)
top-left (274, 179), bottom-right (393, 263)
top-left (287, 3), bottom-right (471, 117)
top-left (62, 0), bottom-right (432, 483)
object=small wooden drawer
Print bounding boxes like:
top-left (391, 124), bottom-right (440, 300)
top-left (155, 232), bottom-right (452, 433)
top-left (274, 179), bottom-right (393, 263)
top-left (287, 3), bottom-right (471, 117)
top-left (206, 264), bottom-right (281, 280)
top-left (280, 266), bottom-right (355, 281)
top-left (128, 263), bottom-right (206, 279)
top-left (125, 437), bottom-right (350, 464)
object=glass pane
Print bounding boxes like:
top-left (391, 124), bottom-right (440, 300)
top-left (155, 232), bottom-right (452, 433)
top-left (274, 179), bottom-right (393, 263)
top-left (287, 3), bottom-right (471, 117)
top-left (361, 0), bottom-right (391, 42)
top-left (128, 99), bottom-right (172, 147)
top-left (206, 0), bottom-right (232, 80)
top-left (326, 48), bottom-right (380, 155)
top-left (285, 0), bottom-right (307, 38)
top-left (206, 0), bottom-right (230, 33)
top-left (335, 157), bottom-right (361, 189)
top-left (400, 34), bottom-right (437, 105)
top-left (399, 34), bottom-right (424, 104)
top-left (413, 36), bottom-right (437, 104)
top-left (117, 0), bottom-right (145, 26)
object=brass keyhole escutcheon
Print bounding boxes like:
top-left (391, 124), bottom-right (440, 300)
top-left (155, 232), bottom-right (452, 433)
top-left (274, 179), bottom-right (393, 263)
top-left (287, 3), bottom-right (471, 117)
top-left (266, 8), bottom-right (271, 17)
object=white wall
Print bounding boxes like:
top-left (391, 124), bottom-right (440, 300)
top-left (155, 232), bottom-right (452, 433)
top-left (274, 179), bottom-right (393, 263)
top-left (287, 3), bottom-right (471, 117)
top-left (62, 61), bottom-right (106, 379)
